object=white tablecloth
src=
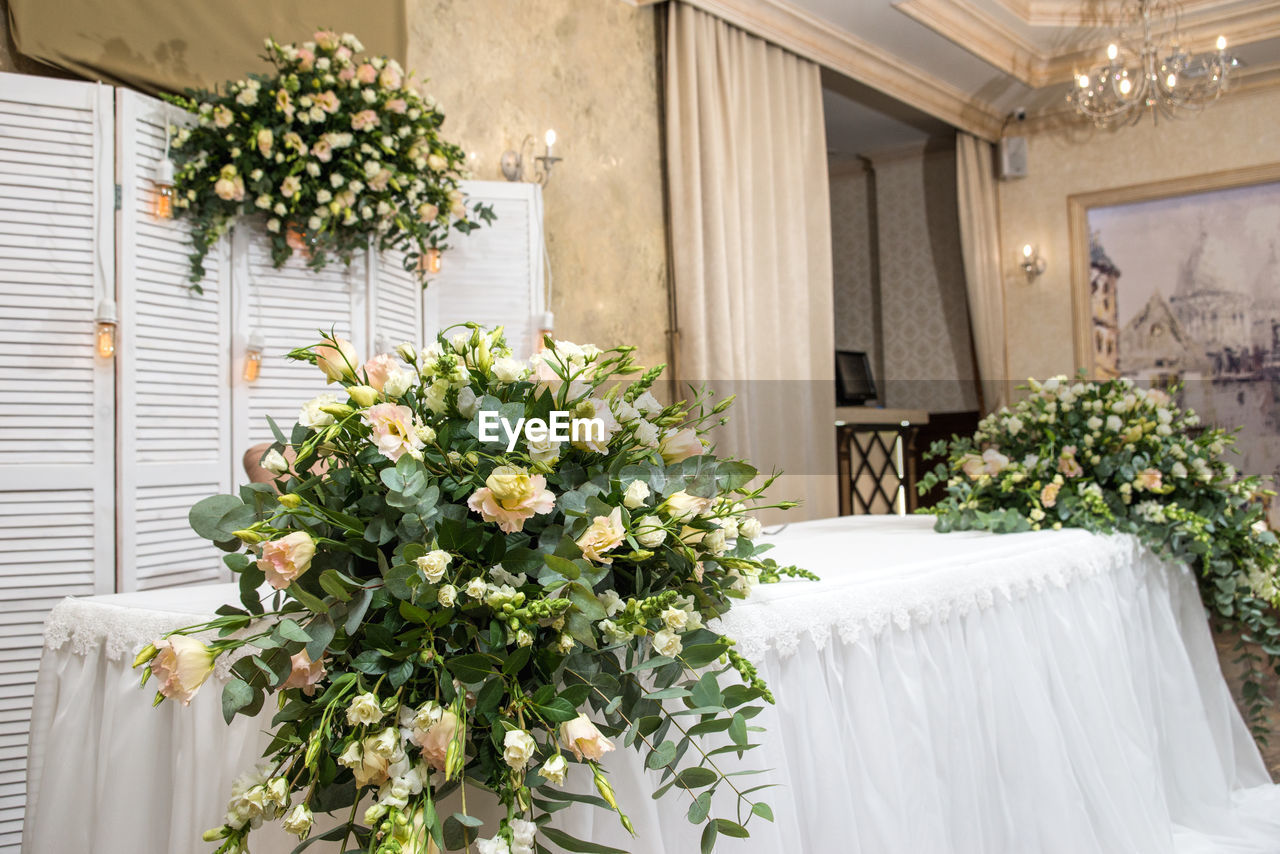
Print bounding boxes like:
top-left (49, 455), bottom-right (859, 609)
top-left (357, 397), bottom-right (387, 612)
top-left (23, 516), bottom-right (1280, 853)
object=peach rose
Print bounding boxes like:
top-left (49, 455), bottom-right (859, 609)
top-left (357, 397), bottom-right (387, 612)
top-left (1058, 445), bottom-right (1084, 478)
top-left (356, 63), bottom-right (378, 84)
top-left (315, 91), bottom-right (340, 114)
top-left (378, 66), bottom-right (402, 89)
top-left (468, 466), bottom-right (556, 534)
top-left (258, 531), bottom-right (316, 590)
top-left (316, 338), bottom-right (359, 383)
top-left (658, 428), bottom-right (703, 464)
top-left (1136, 468), bottom-right (1163, 491)
top-left (296, 48), bottom-right (315, 71)
top-left (150, 635), bottom-right (216, 705)
top-left (282, 649), bottom-right (326, 695)
top-left (363, 353), bottom-right (397, 391)
top-left (1040, 482), bottom-right (1061, 508)
top-left (417, 709), bottom-right (461, 770)
top-left (559, 713), bottom-right (615, 762)
top-left (364, 402), bottom-right (424, 462)
top-left (959, 453), bottom-right (986, 480)
top-left (387, 98), bottom-right (408, 114)
top-left (576, 507), bottom-right (625, 564)
top-left (352, 109), bottom-right (379, 131)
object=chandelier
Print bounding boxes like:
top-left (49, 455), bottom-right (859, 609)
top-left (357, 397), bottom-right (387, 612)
top-left (1067, 0), bottom-right (1239, 125)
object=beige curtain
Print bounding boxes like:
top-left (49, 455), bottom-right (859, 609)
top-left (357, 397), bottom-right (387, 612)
top-left (955, 133), bottom-right (1008, 411)
top-left (665, 3), bottom-right (837, 522)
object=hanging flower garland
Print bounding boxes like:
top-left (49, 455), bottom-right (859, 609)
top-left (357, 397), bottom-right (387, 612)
top-left (166, 31), bottom-right (493, 291)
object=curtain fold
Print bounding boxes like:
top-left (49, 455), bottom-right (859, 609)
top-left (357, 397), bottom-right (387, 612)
top-left (664, 2), bottom-right (837, 522)
top-left (956, 133), bottom-right (1008, 411)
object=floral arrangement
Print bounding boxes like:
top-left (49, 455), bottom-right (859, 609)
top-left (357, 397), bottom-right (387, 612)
top-left (135, 326), bottom-right (809, 854)
top-left (165, 30), bottom-right (493, 290)
top-left (920, 375), bottom-right (1280, 733)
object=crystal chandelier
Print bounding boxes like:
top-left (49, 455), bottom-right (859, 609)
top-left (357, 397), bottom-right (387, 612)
top-left (1067, 0), bottom-right (1239, 126)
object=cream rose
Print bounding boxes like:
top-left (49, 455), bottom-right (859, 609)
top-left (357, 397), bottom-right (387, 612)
top-left (634, 517), bottom-right (668, 549)
top-left (299, 393), bottom-right (340, 430)
top-left (661, 490), bottom-right (712, 522)
top-left (503, 729), bottom-right (537, 771)
top-left (468, 465), bottom-right (556, 534)
top-left (257, 531), bottom-right (316, 590)
top-left (438, 584), bottom-right (458, 607)
top-left (659, 428), bottom-right (703, 464)
top-left (415, 549), bottom-right (452, 583)
top-left (282, 804), bottom-right (313, 837)
top-left (282, 649), bottom-right (326, 695)
top-left (559, 714), bottom-right (615, 762)
top-left (575, 507), bottom-right (625, 564)
top-left (739, 517), bottom-right (762, 539)
top-left (260, 448), bottom-right (289, 475)
top-left (653, 628), bottom-right (683, 657)
top-left (539, 754), bottom-right (568, 785)
top-left (346, 691), bottom-right (385, 726)
top-left (150, 635), bottom-right (216, 705)
top-left (622, 480), bottom-right (650, 509)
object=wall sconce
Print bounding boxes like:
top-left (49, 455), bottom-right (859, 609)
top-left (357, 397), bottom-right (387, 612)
top-left (418, 247), bottom-right (442, 275)
top-left (242, 330), bottom-right (264, 382)
top-left (1019, 243), bottom-right (1047, 282)
top-left (152, 127), bottom-right (175, 220)
top-left (501, 129), bottom-right (563, 186)
top-left (535, 310), bottom-right (555, 352)
top-left (95, 299), bottom-right (117, 359)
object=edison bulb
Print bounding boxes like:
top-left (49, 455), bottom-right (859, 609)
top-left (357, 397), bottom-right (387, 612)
top-left (1107, 43), bottom-right (1118, 61)
top-left (1119, 77), bottom-right (1133, 95)
top-left (1217, 35), bottom-right (1227, 51)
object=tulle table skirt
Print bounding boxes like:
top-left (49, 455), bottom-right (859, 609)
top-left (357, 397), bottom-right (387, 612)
top-left (24, 515), bottom-right (1280, 853)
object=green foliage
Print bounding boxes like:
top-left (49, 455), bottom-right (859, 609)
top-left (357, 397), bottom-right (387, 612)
top-left (922, 374), bottom-right (1280, 737)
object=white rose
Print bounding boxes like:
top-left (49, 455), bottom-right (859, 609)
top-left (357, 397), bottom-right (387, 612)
top-left (260, 448), bottom-right (289, 475)
top-left (702, 529), bottom-right (727, 555)
top-left (635, 518), bottom-right (668, 548)
top-left (477, 837), bottom-right (511, 854)
top-left (652, 628), bottom-right (683, 657)
top-left (346, 692), bottom-right (384, 726)
top-left (437, 584), bottom-right (457, 607)
top-left (283, 804), bottom-right (313, 837)
top-left (634, 391), bottom-right (662, 415)
top-left (492, 357), bottom-right (527, 384)
top-left (383, 368), bottom-right (414, 398)
top-left (502, 729), bottom-right (537, 771)
top-left (662, 490), bottom-right (712, 522)
top-left (539, 754), bottom-right (567, 785)
top-left (527, 434), bottom-right (562, 465)
top-left (739, 517), bottom-right (762, 539)
top-left (597, 589), bottom-right (623, 617)
top-left (622, 480), bottom-right (650, 509)
top-left (465, 578), bottom-right (487, 599)
top-left (1106, 414), bottom-right (1123, 432)
top-left (299, 393), bottom-right (340, 430)
top-left (633, 419), bottom-right (660, 447)
top-left (660, 607), bottom-right (688, 631)
top-left (415, 550), bottom-right (452, 583)
top-left (457, 387), bottom-right (481, 419)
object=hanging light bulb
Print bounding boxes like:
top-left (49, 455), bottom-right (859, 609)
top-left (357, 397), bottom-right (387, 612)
top-left (153, 129), bottom-right (176, 220)
top-left (1107, 43), bottom-right (1119, 62)
top-left (418, 248), bottom-right (442, 275)
top-left (243, 330), bottom-right (265, 382)
top-left (1119, 77), bottom-right (1133, 95)
top-left (95, 299), bottom-right (118, 358)
top-left (1217, 35), bottom-right (1228, 52)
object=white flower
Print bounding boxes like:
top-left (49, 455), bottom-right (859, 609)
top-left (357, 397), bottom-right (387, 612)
top-left (1171, 461), bottom-right (1187, 479)
top-left (660, 607), bottom-right (688, 631)
top-left (282, 804), bottom-right (312, 837)
top-left (1006, 416), bottom-right (1023, 435)
top-left (299, 393), bottom-right (340, 430)
top-left (613, 399), bottom-right (640, 423)
top-left (346, 692), bottom-right (385, 726)
top-left (502, 729), bottom-right (537, 770)
top-left (556, 634), bottom-right (575, 653)
top-left (516, 629), bottom-right (533, 647)
top-left (1106, 414), bottom-right (1123, 432)
top-left (634, 391), bottom-right (662, 415)
top-left (465, 577), bottom-right (487, 599)
top-left (437, 584), bottom-right (457, 607)
top-left (415, 550), bottom-right (452, 583)
top-left (527, 434), bottom-right (562, 465)
top-left (510, 818), bottom-right (538, 854)
top-left (652, 628), bottom-right (683, 657)
top-left (260, 448), bottom-right (289, 475)
top-left (492, 357), bottom-right (527, 384)
top-left (597, 589), bottom-right (624, 617)
top-left (622, 479), bottom-right (650, 509)
top-left (457, 387), bottom-right (482, 419)
top-left (702, 529), bottom-right (727, 555)
top-left (382, 368), bottom-right (414, 398)
top-left (539, 754), bottom-right (568, 785)
top-left (633, 419), bottom-right (660, 447)
top-left (635, 518), bottom-right (668, 548)
top-left (739, 517), bottom-right (762, 539)
top-left (477, 837), bottom-right (511, 854)
top-left (1086, 416), bottom-right (1103, 431)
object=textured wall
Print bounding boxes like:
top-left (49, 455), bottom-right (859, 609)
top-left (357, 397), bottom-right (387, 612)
top-left (830, 159), bottom-right (883, 385)
top-left (407, 0), bottom-right (670, 370)
top-left (998, 87), bottom-right (1280, 382)
top-left (869, 145), bottom-right (978, 412)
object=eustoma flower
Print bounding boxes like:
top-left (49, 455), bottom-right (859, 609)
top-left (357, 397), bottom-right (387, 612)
top-left (467, 465), bottom-right (556, 533)
top-left (258, 531), bottom-right (316, 590)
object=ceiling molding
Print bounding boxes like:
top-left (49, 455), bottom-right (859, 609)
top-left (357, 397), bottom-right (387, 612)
top-left (897, 0), bottom-right (1280, 88)
top-left (650, 0), bottom-right (1006, 139)
top-left (992, 0), bottom-right (1259, 28)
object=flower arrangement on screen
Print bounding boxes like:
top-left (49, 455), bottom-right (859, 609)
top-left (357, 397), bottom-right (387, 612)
top-left (921, 376), bottom-right (1280, 733)
top-left (165, 31), bottom-right (493, 290)
top-left (134, 326), bottom-right (811, 854)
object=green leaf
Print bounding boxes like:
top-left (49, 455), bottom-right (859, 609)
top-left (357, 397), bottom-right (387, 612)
top-left (728, 713), bottom-right (748, 747)
top-left (690, 672), bottom-right (723, 709)
top-left (442, 814), bottom-right (480, 850)
top-left (751, 802), bottom-right (774, 822)
top-left (221, 678), bottom-right (254, 724)
top-left (531, 696), bottom-right (578, 724)
top-left (679, 643), bottom-right (727, 668)
top-left (305, 615), bottom-right (335, 660)
top-left (445, 653), bottom-right (498, 684)
top-left (542, 553), bottom-right (581, 582)
top-left (676, 767), bottom-right (719, 789)
top-left (538, 826), bottom-right (629, 854)
top-left (567, 582), bottom-right (607, 621)
top-left (647, 740), bottom-right (678, 769)
top-left (289, 585), bottom-right (329, 614)
top-left (318, 569), bottom-right (355, 602)
top-left (275, 619), bottom-right (310, 643)
top-left (700, 822), bottom-right (718, 854)
top-left (189, 494), bottom-right (247, 541)
top-left (713, 818), bottom-right (751, 838)
top-left (687, 791), bottom-right (712, 823)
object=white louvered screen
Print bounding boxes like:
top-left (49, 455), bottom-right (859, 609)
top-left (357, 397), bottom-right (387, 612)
top-left (231, 228), bottom-right (362, 466)
top-left (0, 73), bottom-right (114, 853)
top-left (370, 249), bottom-right (423, 354)
top-left (425, 181), bottom-right (545, 357)
top-left (115, 89), bottom-right (232, 592)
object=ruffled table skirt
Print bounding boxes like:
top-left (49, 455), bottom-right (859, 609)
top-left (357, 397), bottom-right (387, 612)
top-left (23, 516), bottom-right (1280, 853)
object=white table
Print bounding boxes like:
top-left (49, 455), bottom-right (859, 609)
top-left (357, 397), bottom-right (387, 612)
top-left (24, 516), bottom-right (1280, 853)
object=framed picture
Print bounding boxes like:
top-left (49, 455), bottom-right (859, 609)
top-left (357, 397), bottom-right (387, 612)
top-left (1067, 162), bottom-right (1280, 502)
top-left (835, 350), bottom-right (878, 406)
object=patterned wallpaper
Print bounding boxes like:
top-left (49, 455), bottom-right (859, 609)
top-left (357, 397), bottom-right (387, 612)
top-left (829, 147), bottom-right (979, 412)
